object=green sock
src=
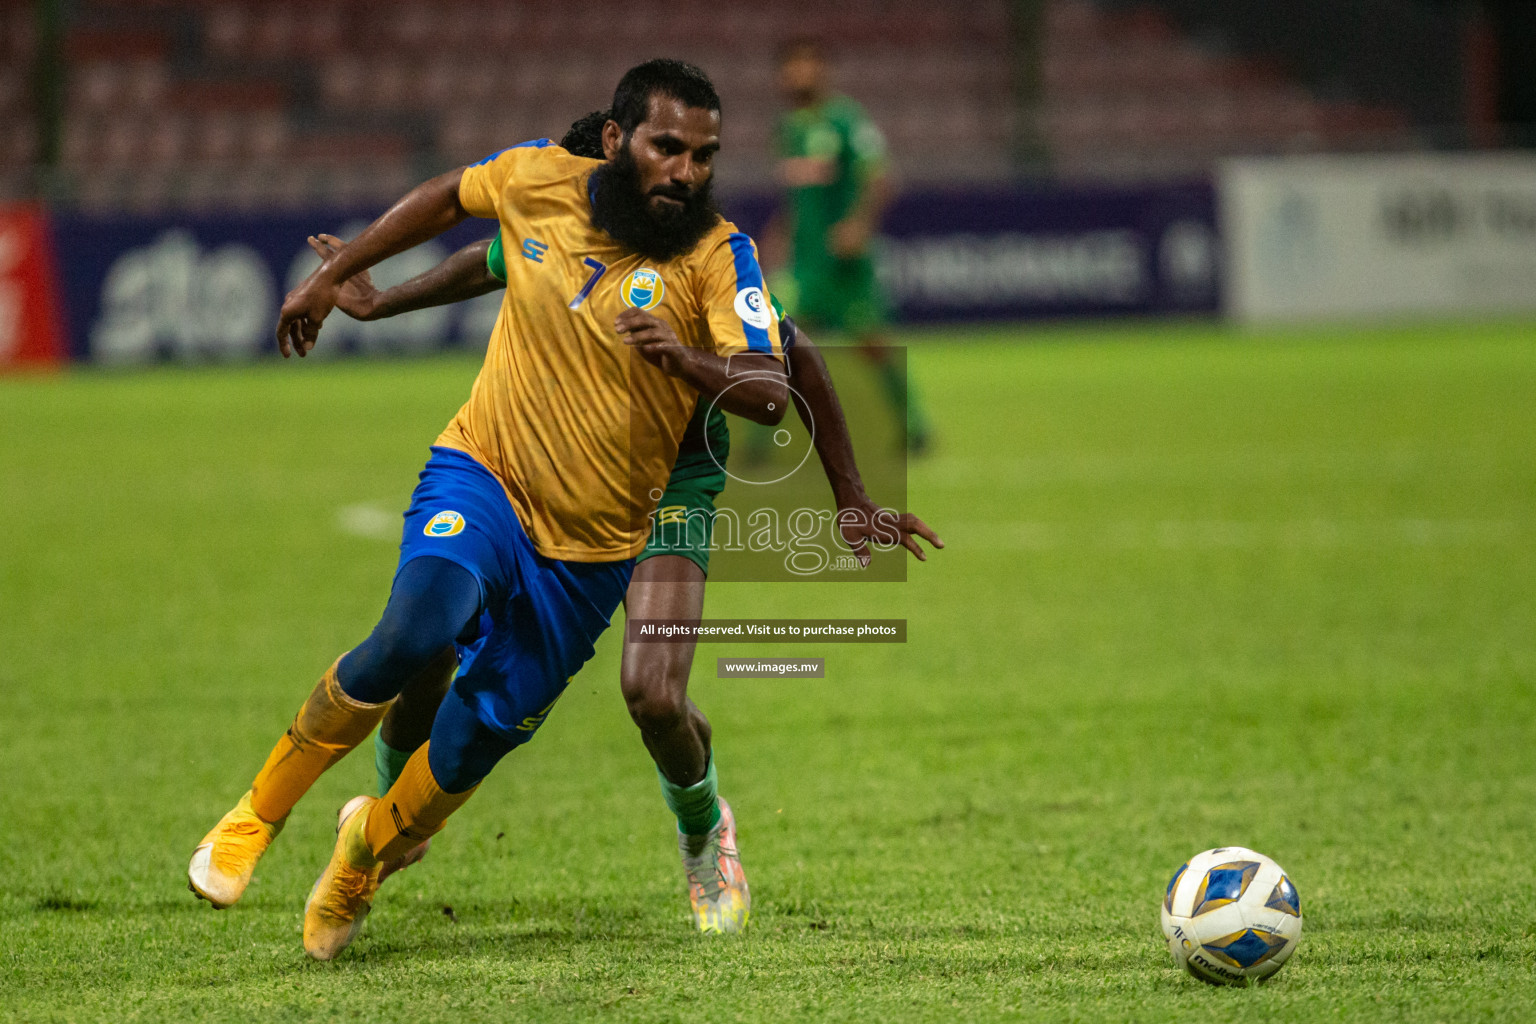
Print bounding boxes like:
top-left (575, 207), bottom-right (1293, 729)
top-left (374, 732), bottom-right (415, 798)
top-left (659, 755), bottom-right (721, 836)
top-left (875, 360), bottom-right (930, 441)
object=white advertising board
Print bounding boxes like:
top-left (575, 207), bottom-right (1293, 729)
top-left (1221, 154), bottom-right (1536, 321)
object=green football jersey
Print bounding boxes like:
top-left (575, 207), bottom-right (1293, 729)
top-left (776, 94), bottom-right (888, 267)
top-left (487, 229), bottom-right (507, 282)
top-left (670, 397), bottom-right (730, 483)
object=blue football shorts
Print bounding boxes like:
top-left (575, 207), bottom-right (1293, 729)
top-left (396, 446), bottom-right (633, 746)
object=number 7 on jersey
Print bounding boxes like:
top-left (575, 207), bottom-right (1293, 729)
top-left (568, 257), bottom-right (608, 310)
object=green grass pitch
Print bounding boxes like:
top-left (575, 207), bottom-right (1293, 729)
top-left (2, 320), bottom-right (1534, 1022)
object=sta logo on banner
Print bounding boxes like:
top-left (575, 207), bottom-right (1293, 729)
top-left (90, 229), bottom-right (275, 364)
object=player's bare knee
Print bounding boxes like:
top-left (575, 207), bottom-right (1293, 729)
top-left (621, 666), bottom-right (689, 733)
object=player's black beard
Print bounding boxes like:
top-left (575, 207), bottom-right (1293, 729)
top-left (590, 144), bottom-right (720, 262)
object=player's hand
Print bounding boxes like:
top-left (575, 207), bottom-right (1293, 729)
top-left (308, 234), bottom-right (380, 321)
top-left (835, 492), bottom-right (944, 567)
top-left (827, 217), bottom-right (871, 259)
top-left (276, 267), bottom-right (340, 358)
top-left (615, 309), bottom-right (684, 371)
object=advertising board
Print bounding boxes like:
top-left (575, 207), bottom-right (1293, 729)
top-left (0, 203), bottom-right (66, 370)
top-left (1221, 154), bottom-right (1536, 321)
top-left (49, 179), bottom-right (1224, 365)
top-left (49, 213), bottom-right (500, 365)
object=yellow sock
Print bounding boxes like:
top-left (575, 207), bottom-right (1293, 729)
top-left (249, 659), bottom-right (390, 823)
top-left (365, 743), bottom-right (478, 864)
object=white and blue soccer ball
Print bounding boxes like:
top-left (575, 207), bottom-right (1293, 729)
top-left (1160, 847), bottom-right (1303, 985)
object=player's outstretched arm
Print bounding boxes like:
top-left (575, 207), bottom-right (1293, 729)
top-left (616, 309), bottom-right (788, 426)
top-left (277, 168), bottom-right (470, 357)
top-left (308, 234), bottom-right (501, 321)
top-left (786, 322), bottom-right (943, 565)
top-left (828, 165), bottom-right (893, 259)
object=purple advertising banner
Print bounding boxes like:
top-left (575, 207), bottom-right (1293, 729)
top-left (49, 179), bottom-right (1220, 364)
top-left (879, 181), bottom-right (1221, 321)
top-left (49, 211), bottom-right (501, 365)
top-left (730, 180), bottom-right (1222, 323)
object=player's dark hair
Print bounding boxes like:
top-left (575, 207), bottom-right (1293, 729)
top-left (610, 59), bottom-right (720, 136)
top-left (560, 110), bottom-right (609, 159)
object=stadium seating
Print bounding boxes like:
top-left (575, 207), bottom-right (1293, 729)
top-left (1, 3), bottom-right (39, 201)
top-left (1039, 0), bottom-right (1413, 178)
top-left (0, 0), bottom-right (1418, 209)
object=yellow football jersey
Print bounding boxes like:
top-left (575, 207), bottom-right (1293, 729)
top-left (439, 140), bottom-right (783, 562)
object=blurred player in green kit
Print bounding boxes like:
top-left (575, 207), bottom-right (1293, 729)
top-left (771, 37), bottom-right (932, 453)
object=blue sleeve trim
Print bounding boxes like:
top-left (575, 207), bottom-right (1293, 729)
top-left (472, 138), bottom-right (553, 166)
top-left (727, 233), bottom-right (773, 355)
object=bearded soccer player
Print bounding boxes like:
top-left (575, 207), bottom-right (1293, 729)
top-left (298, 109), bottom-right (942, 932)
top-left (772, 37), bottom-right (932, 452)
top-left (188, 60), bottom-right (791, 960)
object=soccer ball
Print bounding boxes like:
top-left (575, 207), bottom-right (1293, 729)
top-left (1160, 847), bottom-right (1303, 985)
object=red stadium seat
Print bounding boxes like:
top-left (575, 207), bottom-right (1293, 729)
top-left (15, 0), bottom-right (1424, 203)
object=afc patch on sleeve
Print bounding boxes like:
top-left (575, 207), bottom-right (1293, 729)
top-left (734, 286), bottom-right (772, 330)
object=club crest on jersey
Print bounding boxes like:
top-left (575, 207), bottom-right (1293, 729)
top-left (424, 511), bottom-right (466, 537)
top-left (621, 268), bottom-right (665, 310)
top-left (734, 286), bottom-right (772, 329)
